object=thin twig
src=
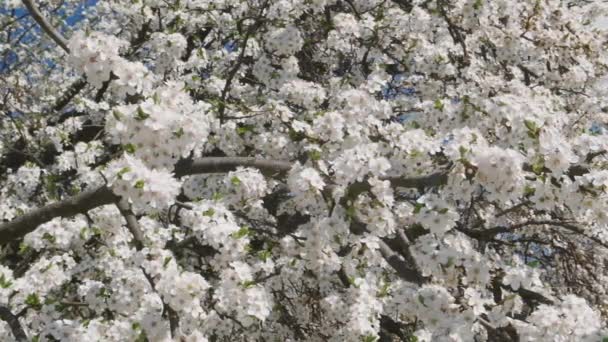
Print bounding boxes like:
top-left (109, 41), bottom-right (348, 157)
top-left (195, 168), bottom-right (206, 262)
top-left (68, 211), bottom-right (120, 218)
top-left (115, 198), bottom-right (145, 251)
top-left (22, 0), bottom-right (70, 52)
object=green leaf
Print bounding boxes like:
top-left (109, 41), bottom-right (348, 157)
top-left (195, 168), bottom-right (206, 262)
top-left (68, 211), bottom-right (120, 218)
top-left (68, 185), bottom-right (81, 195)
top-left (163, 256), bottom-right (172, 268)
top-left (173, 127), bottom-right (184, 138)
top-left (123, 143), bottom-right (136, 154)
top-left (258, 249), bottom-right (272, 261)
top-left (532, 157), bottom-right (545, 175)
top-left (418, 294), bottom-right (427, 307)
top-left (413, 203), bottom-right (425, 214)
top-left (152, 92), bottom-right (161, 105)
top-left (18, 243), bottom-right (30, 255)
top-left (91, 226), bottom-right (103, 236)
top-left (42, 232), bottom-right (56, 243)
top-left (135, 106), bottom-right (150, 121)
top-left (134, 180), bottom-right (145, 189)
top-left (434, 99), bottom-right (444, 111)
top-left (309, 150), bottom-right (322, 161)
top-left (240, 280), bottom-right (256, 289)
top-left (345, 205), bottom-right (356, 220)
top-left (112, 109), bottom-right (123, 121)
top-left (236, 124), bottom-right (255, 136)
top-left (362, 334), bottom-right (378, 342)
top-left (527, 260), bottom-right (540, 268)
top-left (232, 226), bottom-right (250, 239)
top-left (0, 273), bottom-right (12, 289)
top-left (230, 176), bottom-right (242, 186)
top-left (444, 256), bottom-right (455, 268)
top-left (25, 293), bottom-right (42, 309)
top-left (288, 129), bottom-right (305, 142)
top-left (134, 332), bottom-right (147, 342)
top-left (117, 167), bottom-right (131, 179)
top-left (524, 119), bottom-right (540, 139)
top-left (79, 227), bottom-right (88, 240)
top-left (377, 282), bottom-right (390, 298)
top-left (45, 178), bottom-right (58, 200)
top-left (459, 146), bottom-right (468, 158)
top-left (202, 208), bottom-right (215, 217)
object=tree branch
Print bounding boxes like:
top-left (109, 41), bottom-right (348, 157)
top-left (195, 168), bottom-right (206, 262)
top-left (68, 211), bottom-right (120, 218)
top-left (115, 198), bottom-right (144, 251)
top-left (22, 0), bottom-right (70, 53)
top-left (0, 156), bottom-right (449, 245)
top-left (0, 305), bottom-right (27, 342)
top-left (173, 157), bottom-right (293, 178)
top-left (0, 157), bottom-right (291, 244)
top-left (0, 186), bottom-right (117, 244)
top-left (461, 220), bottom-right (608, 249)
top-left (377, 239), bottom-right (426, 285)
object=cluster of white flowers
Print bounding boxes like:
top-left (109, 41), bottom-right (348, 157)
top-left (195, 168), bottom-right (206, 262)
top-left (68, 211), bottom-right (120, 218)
top-left (104, 154), bottom-right (181, 213)
top-left (67, 31), bottom-right (127, 88)
top-left (223, 167), bottom-right (269, 207)
top-left (264, 26), bottom-right (303, 56)
top-left (155, 270), bottom-right (210, 318)
top-left (394, 284), bottom-right (478, 341)
top-left (105, 82), bottom-right (211, 169)
top-left (179, 200), bottom-right (250, 263)
top-left (68, 31), bottom-right (154, 97)
top-left (310, 111), bottom-right (346, 142)
top-left (538, 127), bottom-right (578, 175)
top-left (331, 143), bottom-right (391, 186)
top-left (414, 194), bottom-right (459, 236)
top-left (502, 262), bottom-right (544, 291)
top-left (12, 253), bottom-right (76, 308)
top-left (5, 164), bottom-right (42, 200)
top-left (23, 215), bottom-right (88, 251)
top-left (518, 295), bottom-right (603, 341)
top-left (287, 165), bottom-right (325, 195)
top-left (278, 79), bottom-right (327, 108)
top-left (470, 146), bottom-right (526, 203)
top-left (214, 262), bottom-right (272, 326)
top-left (149, 32), bottom-right (188, 72)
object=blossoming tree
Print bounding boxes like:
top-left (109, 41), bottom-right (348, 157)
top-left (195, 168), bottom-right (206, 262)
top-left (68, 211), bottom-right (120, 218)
top-left (1, 0), bottom-right (608, 340)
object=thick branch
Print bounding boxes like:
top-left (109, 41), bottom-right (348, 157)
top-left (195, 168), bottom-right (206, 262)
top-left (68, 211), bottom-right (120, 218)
top-left (0, 157), bottom-right (291, 244)
top-left (173, 157), bottom-right (292, 178)
top-left (22, 0), bottom-right (70, 52)
top-left (0, 155), bottom-right (449, 246)
top-left (0, 305), bottom-right (28, 342)
top-left (0, 186), bottom-right (117, 244)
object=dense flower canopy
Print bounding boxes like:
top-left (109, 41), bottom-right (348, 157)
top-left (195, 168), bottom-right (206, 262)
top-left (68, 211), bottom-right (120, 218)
top-left (1, 0), bottom-right (608, 341)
